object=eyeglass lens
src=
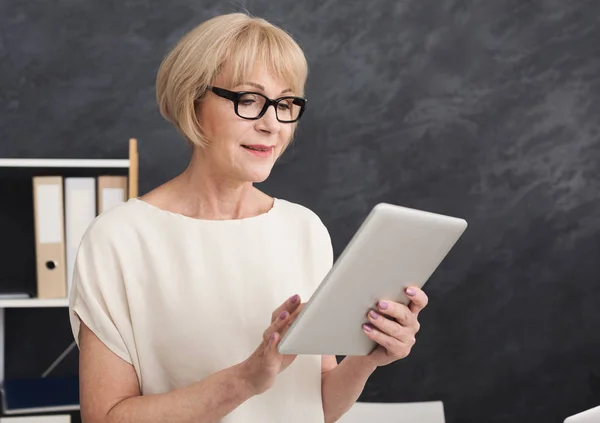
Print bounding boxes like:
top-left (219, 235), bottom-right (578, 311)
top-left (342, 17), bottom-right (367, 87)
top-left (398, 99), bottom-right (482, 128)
top-left (237, 93), bottom-right (302, 121)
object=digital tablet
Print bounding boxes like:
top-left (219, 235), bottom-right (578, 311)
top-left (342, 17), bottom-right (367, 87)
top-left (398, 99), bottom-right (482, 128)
top-left (564, 405), bottom-right (600, 423)
top-left (277, 203), bottom-right (468, 356)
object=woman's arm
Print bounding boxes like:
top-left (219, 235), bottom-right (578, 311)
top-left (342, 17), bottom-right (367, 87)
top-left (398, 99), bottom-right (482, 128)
top-left (79, 292), bottom-right (303, 423)
top-left (79, 322), bottom-right (255, 423)
top-left (321, 356), bottom-right (377, 423)
top-left (320, 287), bottom-right (429, 423)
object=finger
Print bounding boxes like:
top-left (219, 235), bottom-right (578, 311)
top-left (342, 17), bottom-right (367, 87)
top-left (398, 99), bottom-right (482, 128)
top-left (274, 303), bottom-right (303, 339)
top-left (367, 311), bottom-right (419, 343)
top-left (367, 309), bottom-right (404, 338)
top-left (280, 303), bottom-right (305, 336)
top-left (287, 303), bottom-right (305, 322)
top-left (268, 331), bottom-right (281, 351)
top-left (406, 287), bottom-right (428, 315)
top-left (362, 324), bottom-right (414, 358)
top-left (271, 295), bottom-right (301, 322)
top-left (376, 301), bottom-right (417, 327)
top-left (271, 294), bottom-right (301, 322)
top-left (265, 332), bottom-right (284, 362)
top-left (263, 309), bottom-right (293, 342)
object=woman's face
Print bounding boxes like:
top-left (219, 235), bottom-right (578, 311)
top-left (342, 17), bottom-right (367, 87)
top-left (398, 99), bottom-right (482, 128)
top-left (195, 64), bottom-right (297, 184)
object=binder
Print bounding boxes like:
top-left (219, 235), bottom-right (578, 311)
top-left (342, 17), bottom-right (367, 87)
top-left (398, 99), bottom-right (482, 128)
top-left (97, 175), bottom-right (127, 213)
top-left (64, 177), bottom-right (96, 294)
top-left (32, 176), bottom-right (67, 298)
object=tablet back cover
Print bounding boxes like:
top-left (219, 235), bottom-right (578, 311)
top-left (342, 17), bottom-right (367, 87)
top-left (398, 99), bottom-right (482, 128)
top-left (278, 203), bottom-right (468, 356)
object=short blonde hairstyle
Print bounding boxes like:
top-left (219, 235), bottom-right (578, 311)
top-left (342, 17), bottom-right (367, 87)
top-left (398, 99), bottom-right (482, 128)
top-left (156, 13), bottom-right (309, 148)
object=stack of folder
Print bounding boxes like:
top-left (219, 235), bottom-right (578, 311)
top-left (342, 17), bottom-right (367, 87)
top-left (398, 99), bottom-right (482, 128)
top-left (32, 175), bottom-right (128, 299)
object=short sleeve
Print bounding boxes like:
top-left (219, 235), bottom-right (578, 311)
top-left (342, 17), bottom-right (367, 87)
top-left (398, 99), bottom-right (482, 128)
top-left (68, 221), bottom-right (134, 364)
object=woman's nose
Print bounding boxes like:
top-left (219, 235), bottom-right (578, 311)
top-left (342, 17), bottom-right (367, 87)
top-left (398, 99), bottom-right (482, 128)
top-left (256, 104), bottom-right (281, 133)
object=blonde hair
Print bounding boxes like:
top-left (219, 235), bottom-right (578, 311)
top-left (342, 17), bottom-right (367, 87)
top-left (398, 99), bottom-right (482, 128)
top-left (156, 13), bottom-right (309, 148)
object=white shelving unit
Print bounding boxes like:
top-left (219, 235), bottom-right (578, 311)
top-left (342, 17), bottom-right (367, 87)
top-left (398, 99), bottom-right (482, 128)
top-left (0, 159), bottom-right (129, 168)
top-left (0, 298), bottom-right (70, 383)
top-left (0, 139), bottom-right (139, 414)
top-left (0, 298), bottom-right (69, 308)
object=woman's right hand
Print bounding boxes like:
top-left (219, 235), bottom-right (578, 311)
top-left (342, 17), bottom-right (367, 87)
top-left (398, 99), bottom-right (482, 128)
top-left (240, 294), bottom-right (303, 396)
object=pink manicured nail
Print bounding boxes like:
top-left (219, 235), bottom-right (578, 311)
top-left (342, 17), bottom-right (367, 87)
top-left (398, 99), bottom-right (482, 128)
top-left (369, 310), bottom-right (379, 319)
top-left (406, 288), bottom-right (416, 296)
top-left (290, 294), bottom-right (299, 304)
top-left (378, 301), bottom-right (389, 310)
top-left (270, 332), bottom-right (276, 340)
top-left (362, 324), bottom-right (373, 332)
top-left (279, 311), bottom-right (288, 320)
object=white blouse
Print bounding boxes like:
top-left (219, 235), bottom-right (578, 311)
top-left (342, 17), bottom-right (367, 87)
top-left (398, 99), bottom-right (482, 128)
top-left (69, 197), bottom-right (334, 423)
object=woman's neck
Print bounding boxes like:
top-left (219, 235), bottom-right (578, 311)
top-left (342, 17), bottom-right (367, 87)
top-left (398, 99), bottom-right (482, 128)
top-left (142, 148), bottom-right (271, 220)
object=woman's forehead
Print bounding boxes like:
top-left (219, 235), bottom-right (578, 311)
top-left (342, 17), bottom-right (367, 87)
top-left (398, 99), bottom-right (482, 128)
top-left (216, 62), bottom-right (295, 92)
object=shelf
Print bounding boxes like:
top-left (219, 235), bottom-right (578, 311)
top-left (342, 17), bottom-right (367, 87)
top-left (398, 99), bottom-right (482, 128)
top-left (0, 158), bottom-right (130, 168)
top-left (0, 298), bottom-right (69, 308)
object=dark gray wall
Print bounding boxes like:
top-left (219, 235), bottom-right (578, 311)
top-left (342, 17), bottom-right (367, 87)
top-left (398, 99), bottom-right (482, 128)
top-left (1, 1), bottom-right (600, 422)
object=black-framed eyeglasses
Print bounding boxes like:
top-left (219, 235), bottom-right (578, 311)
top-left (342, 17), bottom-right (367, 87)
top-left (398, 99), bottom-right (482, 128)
top-left (207, 86), bottom-right (307, 123)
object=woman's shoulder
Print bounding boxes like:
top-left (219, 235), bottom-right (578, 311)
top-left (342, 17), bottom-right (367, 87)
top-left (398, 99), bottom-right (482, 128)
top-left (275, 198), bottom-right (333, 263)
top-left (82, 198), bottom-right (149, 243)
top-left (274, 198), bottom-right (329, 232)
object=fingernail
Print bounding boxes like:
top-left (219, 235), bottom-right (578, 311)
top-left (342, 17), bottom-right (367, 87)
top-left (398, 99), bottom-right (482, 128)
top-left (362, 324), bottom-right (372, 332)
top-left (369, 310), bottom-right (379, 319)
top-left (406, 288), bottom-right (416, 296)
top-left (378, 301), bottom-right (389, 310)
top-left (290, 294), bottom-right (299, 304)
top-left (279, 311), bottom-right (288, 320)
top-left (270, 332), bottom-right (276, 340)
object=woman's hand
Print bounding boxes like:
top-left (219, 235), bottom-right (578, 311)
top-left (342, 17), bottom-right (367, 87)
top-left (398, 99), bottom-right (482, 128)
top-left (239, 294), bottom-right (303, 396)
top-left (361, 286), bottom-right (428, 367)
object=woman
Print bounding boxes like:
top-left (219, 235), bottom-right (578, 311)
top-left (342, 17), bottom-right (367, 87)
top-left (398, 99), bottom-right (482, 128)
top-left (69, 12), bottom-right (428, 423)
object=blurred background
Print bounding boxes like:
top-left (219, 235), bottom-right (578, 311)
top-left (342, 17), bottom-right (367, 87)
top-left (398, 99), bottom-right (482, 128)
top-left (1, 1), bottom-right (599, 422)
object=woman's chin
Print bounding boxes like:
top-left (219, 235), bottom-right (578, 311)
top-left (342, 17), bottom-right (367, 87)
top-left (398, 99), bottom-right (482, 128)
top-left (242, 166), bottom-right (274, 184)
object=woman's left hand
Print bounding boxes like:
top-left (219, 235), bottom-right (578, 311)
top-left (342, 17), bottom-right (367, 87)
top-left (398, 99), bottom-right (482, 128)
top-left (361, 286), bottom-right (428, 367)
